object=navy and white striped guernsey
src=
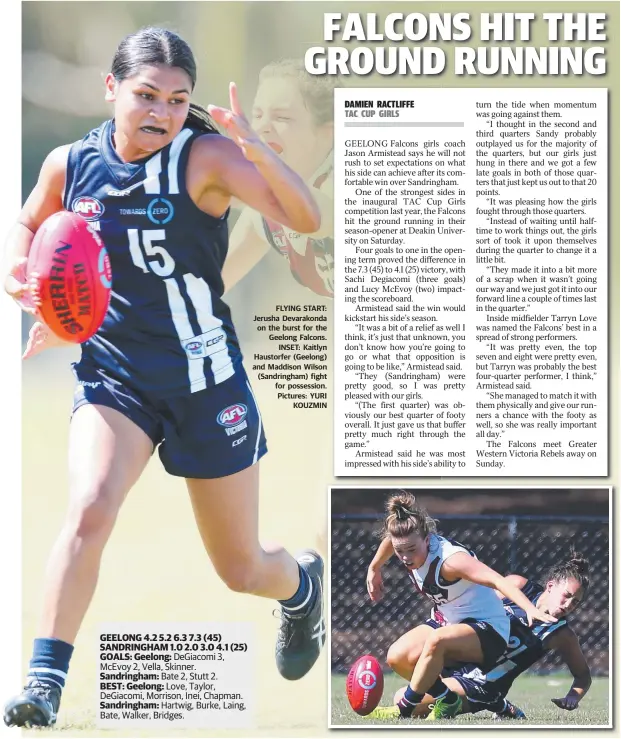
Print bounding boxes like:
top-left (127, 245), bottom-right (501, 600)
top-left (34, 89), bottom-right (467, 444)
top-left (459, 580), bottom-right (570, 696)
top-left (63, 120), bottom-right (241, 397)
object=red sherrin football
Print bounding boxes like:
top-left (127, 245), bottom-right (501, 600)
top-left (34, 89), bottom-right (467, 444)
top-left (346, 654), bottom-right (384, 716)
top-left (28, 211), bottom-right (112, 342)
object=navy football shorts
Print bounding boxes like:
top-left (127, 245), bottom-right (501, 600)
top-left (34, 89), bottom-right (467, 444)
top-left (71, 361), bottom-right (267, 478)
top-left (442, 664), bottom-right (506, 714)
top-left (425, 617), bottom-right (507, 672)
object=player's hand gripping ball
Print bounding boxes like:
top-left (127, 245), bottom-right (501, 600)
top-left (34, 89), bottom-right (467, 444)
top-left (27, 211), bottom-right (112, 342)
top-left (346, 654), bottom-right (384, 715)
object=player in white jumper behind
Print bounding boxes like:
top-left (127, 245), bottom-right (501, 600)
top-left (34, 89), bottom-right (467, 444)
top-left (223, 59), bottom-right (336, 296)
top-left (365, 492), bottom-right (556, 720)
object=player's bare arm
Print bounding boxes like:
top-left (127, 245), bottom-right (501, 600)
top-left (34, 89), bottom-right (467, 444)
top-left (223, 174), bottom-right (333, 291)
top-left (493, 573), bottom-right (528, 599)
top-left (191, 134), bottom-right (321, 232)
top-left (366, 537), bottom-right (395, 602)
top-left (547, 626), bottom-right (592, 710)
top-left (3, 146), bottom-right (72, 355)
top-left (189, 83), bottom-right (320, 232)
top-left (308, 179), bottom-right (333, 240)
top-left (3, 145), bottom-right (69, 308)
top-left (441, 554), bottom-right (557, 626)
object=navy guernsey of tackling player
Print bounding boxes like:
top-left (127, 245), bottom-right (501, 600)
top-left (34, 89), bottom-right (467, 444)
top-left (364, 493), bottom-right (557, 721)
top-left (462, 581), bottom-right (572, 708)
top-left (3, 28), bottom-right (326, 729)
top-left (434, 557), bottom-right (592, 719)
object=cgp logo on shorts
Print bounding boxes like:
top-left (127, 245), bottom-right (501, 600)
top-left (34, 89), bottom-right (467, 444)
top-left (72, 196), bottom-right (105, 222)
top-left (147, 197), bottom-right (174, 225)
top-left (217, 404), bottom-right (249, 437)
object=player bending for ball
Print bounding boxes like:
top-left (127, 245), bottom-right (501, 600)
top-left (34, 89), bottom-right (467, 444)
top-left (422, 553), bottom-right (592, 719)
top-left (365, 492), bottom-right (556, 720)
top-left (3, 27), bottom-right (325, 728)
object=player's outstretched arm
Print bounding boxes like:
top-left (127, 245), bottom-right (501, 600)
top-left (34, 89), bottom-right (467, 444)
top-left (366, 537), bottom-right (394, 602)
top-left (442, 554), bottom-right (558, 625)
top-left (493, 573), bottom-right (528, 599)
top-left (204, 83), bottom-right (321, 234)
top-left (3, 145), bottom-right (69, 312)
top-left (548, 627), bottom-right (592, 710)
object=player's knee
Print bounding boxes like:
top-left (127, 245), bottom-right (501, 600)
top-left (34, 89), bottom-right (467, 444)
top-left (387, 642), bottom-right (408, 671)
top-left (388, 641), bottom-right (422, 672)
top-left (422, 631), bottom-right (445, 659)
top-left (65, 484), bottom-right (120, 542)
top-left (217, 561), bottom-right (263, 595)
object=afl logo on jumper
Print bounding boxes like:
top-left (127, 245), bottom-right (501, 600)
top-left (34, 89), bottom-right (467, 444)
top-left (147, 197), bottom-right (174, 225)
top-left (72, 196), bottom-right (105, 221)
top-left (217, 404), bottom-right (248, 427)
top-left (183, 339), bottom-right (205, 358)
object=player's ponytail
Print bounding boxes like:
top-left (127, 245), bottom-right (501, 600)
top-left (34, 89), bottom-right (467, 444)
top-left (567, 551), bottom-right (591, 591)
top-left (383, 491), bottom-right (437, 539)
top-left (109, 27), bottom-right (217, 134)
top-left (185, 102), bottom-right (218, 135)
top-left (547, 549), bottom-right (591, 594)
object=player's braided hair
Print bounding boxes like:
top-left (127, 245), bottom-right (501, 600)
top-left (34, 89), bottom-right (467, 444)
top-left (258, 59), bottom-right (343, 126)
top-left (382, 491), bottom-right (437, 539)
top-left (546, 550), bottom-right (590, 594)
top-left (110, 27), bottom-right (217, 134)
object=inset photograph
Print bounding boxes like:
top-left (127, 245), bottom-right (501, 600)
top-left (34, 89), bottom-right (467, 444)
top-left (329, 487), bottom-right (610, 728)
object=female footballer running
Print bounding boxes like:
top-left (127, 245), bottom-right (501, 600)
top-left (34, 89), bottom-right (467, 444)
top-left (3, 27), bottom-right (325, 728)
top-left (365, 492), bottom-right (555, 720)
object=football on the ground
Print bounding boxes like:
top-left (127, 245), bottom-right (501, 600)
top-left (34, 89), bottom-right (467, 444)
top-left (28, 211), bottom-right (112, 342)
top-left (346, 654), bottom-right (384, 715)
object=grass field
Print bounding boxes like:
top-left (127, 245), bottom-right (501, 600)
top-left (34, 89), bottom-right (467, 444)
top-left (331, 673), bottom-right (610, 727)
